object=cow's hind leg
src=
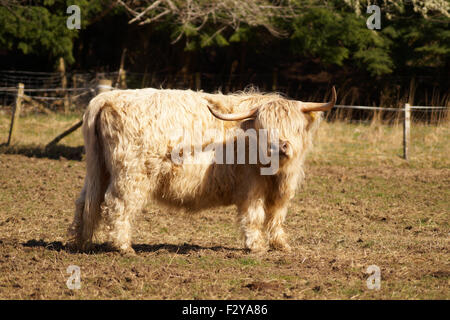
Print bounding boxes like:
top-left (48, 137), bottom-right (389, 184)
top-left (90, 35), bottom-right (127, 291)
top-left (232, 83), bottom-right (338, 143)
top-left (264, 206), bottom-right (291, 252)
top-left (101, 172), bottom-right (150, 255)
top-left (238, 199), bottom-right (268, 253)
top-left (67, 185), bottom-right (86, 249)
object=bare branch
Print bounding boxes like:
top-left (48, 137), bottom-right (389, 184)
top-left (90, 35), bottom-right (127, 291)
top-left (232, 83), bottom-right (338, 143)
top-left (115, 0), bottom-right (139, 16)
top-left (118, 0), bottom-right (296, 36)
top-left (164, 0), bottom-right (179, 12)
top-left (128, 0), bottom-right (162, 24)
top-left (139, 8), bottom-right (171, 25)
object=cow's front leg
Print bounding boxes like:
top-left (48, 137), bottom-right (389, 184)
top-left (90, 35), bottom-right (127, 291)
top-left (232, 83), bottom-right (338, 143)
top-left (264, 206), bottom-right (291, 252)
top-left (238, 199), bottom-right (268, 253)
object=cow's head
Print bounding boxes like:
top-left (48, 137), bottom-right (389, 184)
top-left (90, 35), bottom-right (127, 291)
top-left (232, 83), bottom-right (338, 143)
top-left (206, 87), bottom-right (336, 172)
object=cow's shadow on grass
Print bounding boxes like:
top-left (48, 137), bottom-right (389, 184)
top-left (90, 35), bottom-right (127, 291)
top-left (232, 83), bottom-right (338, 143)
top-left (133, 243), bottom-right (243, 254)
top-left (0, 143), bottom-right (84, 161)
top-left (22, 239), bottom-right (242, 254)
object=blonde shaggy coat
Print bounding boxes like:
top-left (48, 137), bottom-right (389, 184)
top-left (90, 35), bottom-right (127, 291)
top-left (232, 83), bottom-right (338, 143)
top-left (68, 88), bottom-right (323, 254)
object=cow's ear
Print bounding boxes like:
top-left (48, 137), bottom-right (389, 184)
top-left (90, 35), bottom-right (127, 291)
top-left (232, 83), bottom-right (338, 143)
top-left (308, 111), bottom-right (319, 122)
top-left (305, 111), bottom-right (323, 132)
top-left (279, 140), bottom-right (293, 158)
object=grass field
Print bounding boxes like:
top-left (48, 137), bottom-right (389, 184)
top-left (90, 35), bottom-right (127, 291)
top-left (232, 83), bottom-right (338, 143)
top-left (0, 112), bottom-right (448, 299)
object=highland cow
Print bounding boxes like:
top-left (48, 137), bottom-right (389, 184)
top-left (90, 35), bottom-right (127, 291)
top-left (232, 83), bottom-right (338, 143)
top-left (68, 87), bottom-right (336, 254)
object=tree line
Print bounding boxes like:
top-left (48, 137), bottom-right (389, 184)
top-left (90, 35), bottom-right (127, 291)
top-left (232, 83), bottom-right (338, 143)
top-left (0, 0), bottom-right (449, 106)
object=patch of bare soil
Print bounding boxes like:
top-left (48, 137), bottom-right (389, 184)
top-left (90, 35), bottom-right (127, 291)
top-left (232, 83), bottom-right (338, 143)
top-left (0, 153), bottom-right (448, 299)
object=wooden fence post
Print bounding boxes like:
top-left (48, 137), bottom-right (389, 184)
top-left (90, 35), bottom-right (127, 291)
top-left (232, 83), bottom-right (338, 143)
top-left (403, 103), bottom-right (411, 160)
top-left (72, 74), bottom-right (77, 90)
top-left (116, 48), bottom-right (127, 89)
top-left (7, 83), bottom-right (24, 146)
top-left (195, 72), bottom-right (201, 91)
top-left (58, 57), bottom-right (69, 113)
top-left (97, 79), bottom-right (113, 94)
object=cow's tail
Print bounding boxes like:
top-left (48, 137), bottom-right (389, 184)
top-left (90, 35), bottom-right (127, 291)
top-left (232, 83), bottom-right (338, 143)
top-left (68, 95), bottom-right (109, 250)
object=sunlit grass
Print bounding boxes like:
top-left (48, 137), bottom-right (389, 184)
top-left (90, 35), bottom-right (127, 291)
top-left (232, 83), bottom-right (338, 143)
top-left (0, 112), bottom-right (448, 299)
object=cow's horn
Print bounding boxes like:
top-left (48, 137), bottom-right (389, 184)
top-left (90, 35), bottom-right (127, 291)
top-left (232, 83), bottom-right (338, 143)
top-left (207, 104), bottom-right (258, 121)
top-left (300, 86), bottom-right (337, 112)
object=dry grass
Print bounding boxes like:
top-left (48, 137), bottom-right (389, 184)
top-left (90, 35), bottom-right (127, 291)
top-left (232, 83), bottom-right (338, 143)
top-left (312, 121), bottom-right (450, 168)
top-left (0, 112), bottom-right (448, 299)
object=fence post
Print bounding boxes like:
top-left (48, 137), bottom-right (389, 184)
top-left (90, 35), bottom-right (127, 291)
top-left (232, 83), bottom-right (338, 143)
top-left (195, 72), bottom-right (201, 91)
top-left (97, 79), bottom-right (113, 94)
top-left (7, 83), bottom-right (24, 146)
top-left (403, 103), bottom-right (411, 160)
top-left (116, 48), bottom-right (127, 89)
top-left (72, 74), bottom-right (77, 90)
top-left (58, 57), bottom-right (69, 113)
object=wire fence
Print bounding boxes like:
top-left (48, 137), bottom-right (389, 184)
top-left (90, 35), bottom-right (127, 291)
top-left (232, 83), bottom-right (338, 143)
top-left (0, 70), bottom-right (448, 123)
top-left (0, 69), bottom-right (447, 161)
top-left (0, 70), bottom-right (115, 113)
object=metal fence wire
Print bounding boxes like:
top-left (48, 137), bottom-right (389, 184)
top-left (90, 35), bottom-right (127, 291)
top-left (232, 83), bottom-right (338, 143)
top-left (0, 70), bottom-right (448, 122)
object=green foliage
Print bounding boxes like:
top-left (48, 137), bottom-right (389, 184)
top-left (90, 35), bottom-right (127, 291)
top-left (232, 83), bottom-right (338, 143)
top-left (229, 27), bottom-right (252, 43)
top-left (290, 7), bottom-right (393, 76)
top-left (0, 0), bottom-right (108, 64)
top-left (0, 0), bottom-right (448, 79)
top-left (181, 28), bottom-right (231, 51)
top-left (390, 16), bottom-right (450, 68)
top-left (215, 33), bottom-right (229, 47)
top-left (180, 23), bottom-right (199, 37)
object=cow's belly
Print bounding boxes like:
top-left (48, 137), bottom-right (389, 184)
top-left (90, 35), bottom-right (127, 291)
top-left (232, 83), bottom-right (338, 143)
top-left (149, 153), bottom-right (236, 211)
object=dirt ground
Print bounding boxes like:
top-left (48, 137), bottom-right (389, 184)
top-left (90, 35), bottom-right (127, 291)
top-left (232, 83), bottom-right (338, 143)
top-left (0, 115), bottom-right (448, 299)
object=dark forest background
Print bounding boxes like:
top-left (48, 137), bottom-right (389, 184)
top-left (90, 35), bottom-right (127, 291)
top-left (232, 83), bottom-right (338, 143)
top-left (0, 0), bottom-right (449, 107)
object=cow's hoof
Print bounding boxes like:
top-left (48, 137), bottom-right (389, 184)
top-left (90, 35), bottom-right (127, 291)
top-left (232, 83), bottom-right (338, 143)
top-left (66, 241), bottom-right (81, 253)
top-left (270, 241), bottom-right (292, 252)
top-left (117, 244), bottom-right (136, 256)
top-left (250, 246), bottom-right (269, 255)
top-left (246, 241), bottom-right (269, 254)
top-left (66, 239), bottom-right (92, 253)
top-left (120, 249), bottom-right (136, 257)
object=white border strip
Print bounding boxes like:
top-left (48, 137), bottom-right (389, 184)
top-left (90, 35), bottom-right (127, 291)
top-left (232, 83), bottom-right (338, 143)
top-left (336, 105), bottom-right (447, 111)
